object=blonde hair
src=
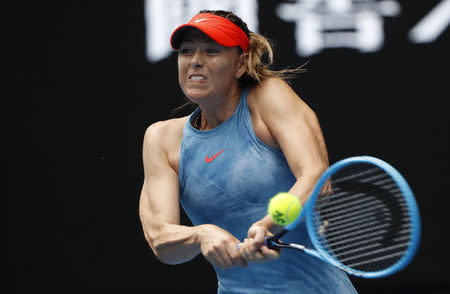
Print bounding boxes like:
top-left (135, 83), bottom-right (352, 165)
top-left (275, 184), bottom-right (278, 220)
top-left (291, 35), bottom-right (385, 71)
top-left (241, 32), bottom-right (305, 85)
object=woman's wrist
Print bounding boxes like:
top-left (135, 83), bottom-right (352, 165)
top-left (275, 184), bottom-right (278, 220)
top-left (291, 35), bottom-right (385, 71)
top-left (257, 215), bottom-right (284, 234)
top-left (194, 224), bottom-right (210, 245)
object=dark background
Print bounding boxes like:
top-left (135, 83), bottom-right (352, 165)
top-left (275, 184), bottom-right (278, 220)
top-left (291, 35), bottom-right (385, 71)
top-left (8, 0), bottom-right (449, 293)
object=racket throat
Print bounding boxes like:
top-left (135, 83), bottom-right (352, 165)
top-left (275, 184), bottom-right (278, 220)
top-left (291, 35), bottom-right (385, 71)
top-left (275, 241), bottom-right (323, 259)
top-left (284, 243), bottom-right (307, 251)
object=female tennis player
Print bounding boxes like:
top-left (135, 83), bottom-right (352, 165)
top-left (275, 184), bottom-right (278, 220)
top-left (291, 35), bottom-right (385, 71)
top-left (139, 10), bottom-right (357, 293)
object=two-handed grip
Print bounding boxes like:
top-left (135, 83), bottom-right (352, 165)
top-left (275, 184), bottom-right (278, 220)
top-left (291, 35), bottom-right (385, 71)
top-left (236, 229), bottom-right (288, 250)
top-left (236, 236), bottom-right (274, 250)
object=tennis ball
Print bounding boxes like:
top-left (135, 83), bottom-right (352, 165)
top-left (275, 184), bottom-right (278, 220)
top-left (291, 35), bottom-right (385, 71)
top-left (268, 193), bottom-right (302, 226)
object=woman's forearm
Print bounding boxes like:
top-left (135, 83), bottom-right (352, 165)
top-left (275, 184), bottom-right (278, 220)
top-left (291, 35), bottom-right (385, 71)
top-left (141, 213), bottom-right (206, 265)
top-left (288, 172), bottom-right (323, 205)
top-left (153, 223), bottom-right (204, 264)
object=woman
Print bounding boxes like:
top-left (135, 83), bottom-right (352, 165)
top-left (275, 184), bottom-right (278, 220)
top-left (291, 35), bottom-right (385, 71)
top-left (139, 10), bottom-right (357, 294)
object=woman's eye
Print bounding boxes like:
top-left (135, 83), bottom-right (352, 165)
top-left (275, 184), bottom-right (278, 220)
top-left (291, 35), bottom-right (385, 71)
top-left (179, 48), bottom-right (193, 55)
top-left (207, 48), bottom-right (220, 54)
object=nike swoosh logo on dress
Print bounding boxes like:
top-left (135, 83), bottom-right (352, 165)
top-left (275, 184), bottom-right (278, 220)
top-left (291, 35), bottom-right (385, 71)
top-left (205, 149), bottom-right (225, 163)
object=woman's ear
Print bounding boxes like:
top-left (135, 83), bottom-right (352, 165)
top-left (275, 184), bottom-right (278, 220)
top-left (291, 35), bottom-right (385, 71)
top-left (235, 52), bottom-right (248, 79)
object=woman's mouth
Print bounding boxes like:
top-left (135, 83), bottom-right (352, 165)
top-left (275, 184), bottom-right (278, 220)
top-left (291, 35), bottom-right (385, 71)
top-left (189, 75), bottom-right (206, 81)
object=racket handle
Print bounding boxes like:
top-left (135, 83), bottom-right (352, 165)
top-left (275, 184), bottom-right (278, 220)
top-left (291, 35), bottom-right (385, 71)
top-left (237, 229), bottom-right (288, 250)
top-left (265, 229), bottom-right (288, 249)
top-left (236, 238), bottom-right (273, 250)
top-left (264, 236), bottom-right (278, 249)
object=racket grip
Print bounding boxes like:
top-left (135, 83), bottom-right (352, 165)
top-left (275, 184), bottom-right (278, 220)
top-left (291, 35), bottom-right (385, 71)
top-left (264, 236), bottom-right (278, 249)
top-left (236, 238), bottom-right (271, 250)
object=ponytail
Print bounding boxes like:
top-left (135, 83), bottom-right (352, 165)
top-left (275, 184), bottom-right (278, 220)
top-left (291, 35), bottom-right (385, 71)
top-left (240, 32), bottom-right (306, 85)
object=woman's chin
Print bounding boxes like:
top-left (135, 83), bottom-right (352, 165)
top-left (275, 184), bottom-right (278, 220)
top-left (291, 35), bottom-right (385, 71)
top-left (184, 89), bottom-right (211, 102)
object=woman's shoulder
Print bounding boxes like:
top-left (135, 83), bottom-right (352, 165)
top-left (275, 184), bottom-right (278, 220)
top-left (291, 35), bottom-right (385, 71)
top-left (252, 77), bottom-right (291, 93)
top-left (249, 77), bottom-right (306, 110)
top-left (148, 115), bottom-right (189, 130)
top-left (144, 116), bottom-right (189, 147)
top-left (141, 117), bottom-right (189, 172)
top-left (249, 77), bottom-right (300, 105)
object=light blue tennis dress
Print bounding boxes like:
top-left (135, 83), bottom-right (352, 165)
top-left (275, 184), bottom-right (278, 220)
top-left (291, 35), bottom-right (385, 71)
top-left (178, 87), bottom-right (357, 294)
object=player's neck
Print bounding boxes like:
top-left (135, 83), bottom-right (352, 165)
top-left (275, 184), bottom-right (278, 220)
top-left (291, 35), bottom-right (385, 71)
top-left (196, 89), bottom-right (241, 131)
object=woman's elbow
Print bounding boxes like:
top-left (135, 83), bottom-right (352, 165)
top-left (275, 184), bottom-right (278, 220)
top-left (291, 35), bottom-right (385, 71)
top-left (144, 231), bottom-right (173, 264)
top-left (144, 229), bottom-right (189, 265)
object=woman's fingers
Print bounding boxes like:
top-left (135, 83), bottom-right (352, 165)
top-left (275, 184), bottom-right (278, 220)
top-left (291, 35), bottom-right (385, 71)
top-left (240, 238), bottom-right (265, 262)
top-left (258, 244), bottom-right (280, 260)
top-left (200, 225), bottom-right (247, 269)
top-left (248, 226), bottom-right (266, 247)
top-left (240, 234), bottom-right (281, 263)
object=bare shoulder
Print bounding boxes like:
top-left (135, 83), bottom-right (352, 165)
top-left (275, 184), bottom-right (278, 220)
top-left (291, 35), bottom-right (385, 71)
top-left (249, 77), bottom-right (313, 118)
top-left (253, 77), bottom-right (291, 94)
top-left (144, 117), bottom-right (188, 143)
top-left (143, 117), bottom-right (189, 160)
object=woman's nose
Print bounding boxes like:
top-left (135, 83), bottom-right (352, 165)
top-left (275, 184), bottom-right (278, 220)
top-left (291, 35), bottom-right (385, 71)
top-left (190, 50), bottom-right (204, 67)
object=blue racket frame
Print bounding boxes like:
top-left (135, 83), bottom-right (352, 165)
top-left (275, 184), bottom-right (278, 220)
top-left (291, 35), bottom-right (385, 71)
top-left (285, 156), bottom-right (421, 278)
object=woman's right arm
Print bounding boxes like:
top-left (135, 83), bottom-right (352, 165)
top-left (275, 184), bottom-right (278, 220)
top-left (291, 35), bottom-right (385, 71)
top-left (139, 122), bottom-right (246, 268)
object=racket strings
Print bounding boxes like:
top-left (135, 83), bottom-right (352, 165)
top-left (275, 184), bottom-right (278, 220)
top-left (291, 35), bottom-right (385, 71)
top-left (317, 194), bottom-right (406, 223)
top-left (337, 242), bottom-right (409, 263)
top-left (312, 163), bottom-right (412, 272)
top-left (317, 190), bottom-right (409, 235)
top-left (318, 179), bottom-right (401, 210)
top-left (329, 167), bottom-right (380, 184)
top-left (324, 232), bottom-right (411, 253)
top-left (322, 216), bottom-right (404, 240)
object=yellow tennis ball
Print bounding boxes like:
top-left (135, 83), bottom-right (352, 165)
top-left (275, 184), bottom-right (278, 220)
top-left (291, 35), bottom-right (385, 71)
top-left (268, 193), bottom-right (302, 225)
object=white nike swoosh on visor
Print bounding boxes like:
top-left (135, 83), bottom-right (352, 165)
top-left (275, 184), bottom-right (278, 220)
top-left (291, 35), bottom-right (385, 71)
top-left (194, 18), bottom-right (209, 23)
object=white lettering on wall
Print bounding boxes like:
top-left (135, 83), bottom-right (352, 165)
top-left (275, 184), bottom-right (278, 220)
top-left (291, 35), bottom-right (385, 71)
top-left (276, 0), bottom-right (401, 56)
top-left (408, 0), bottom-right (450, 43)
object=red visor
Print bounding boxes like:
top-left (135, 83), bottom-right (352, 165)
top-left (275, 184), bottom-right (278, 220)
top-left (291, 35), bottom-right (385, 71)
top-left (170, 13), bottom-right (250, 52)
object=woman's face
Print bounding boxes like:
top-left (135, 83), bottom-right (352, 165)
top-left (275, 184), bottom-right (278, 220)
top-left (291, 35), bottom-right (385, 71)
top-left (177, 29), bottom-right (245, 103)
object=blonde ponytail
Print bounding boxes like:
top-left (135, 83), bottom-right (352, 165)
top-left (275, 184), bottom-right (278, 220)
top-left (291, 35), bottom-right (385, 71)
top-left (241, 32), bottom-right (306, 85)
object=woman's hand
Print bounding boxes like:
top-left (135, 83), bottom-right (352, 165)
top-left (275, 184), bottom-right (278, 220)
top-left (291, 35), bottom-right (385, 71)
top-left (239, 221), bottom-right (280, 263)
top-left (199, 224), bottom-right (248, 269)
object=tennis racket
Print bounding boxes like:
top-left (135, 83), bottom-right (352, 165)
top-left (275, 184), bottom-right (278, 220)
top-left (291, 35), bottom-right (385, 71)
top-left (259, 156), bottom-right (420, 278)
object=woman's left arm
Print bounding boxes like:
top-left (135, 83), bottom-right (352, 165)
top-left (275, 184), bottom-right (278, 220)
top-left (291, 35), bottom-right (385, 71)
top-left (239, 77), bottom-right (329, 262)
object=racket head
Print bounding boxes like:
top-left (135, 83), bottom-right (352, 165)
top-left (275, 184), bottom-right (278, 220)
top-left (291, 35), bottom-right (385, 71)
top-left (304, 156), bottom-right (421, 278)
